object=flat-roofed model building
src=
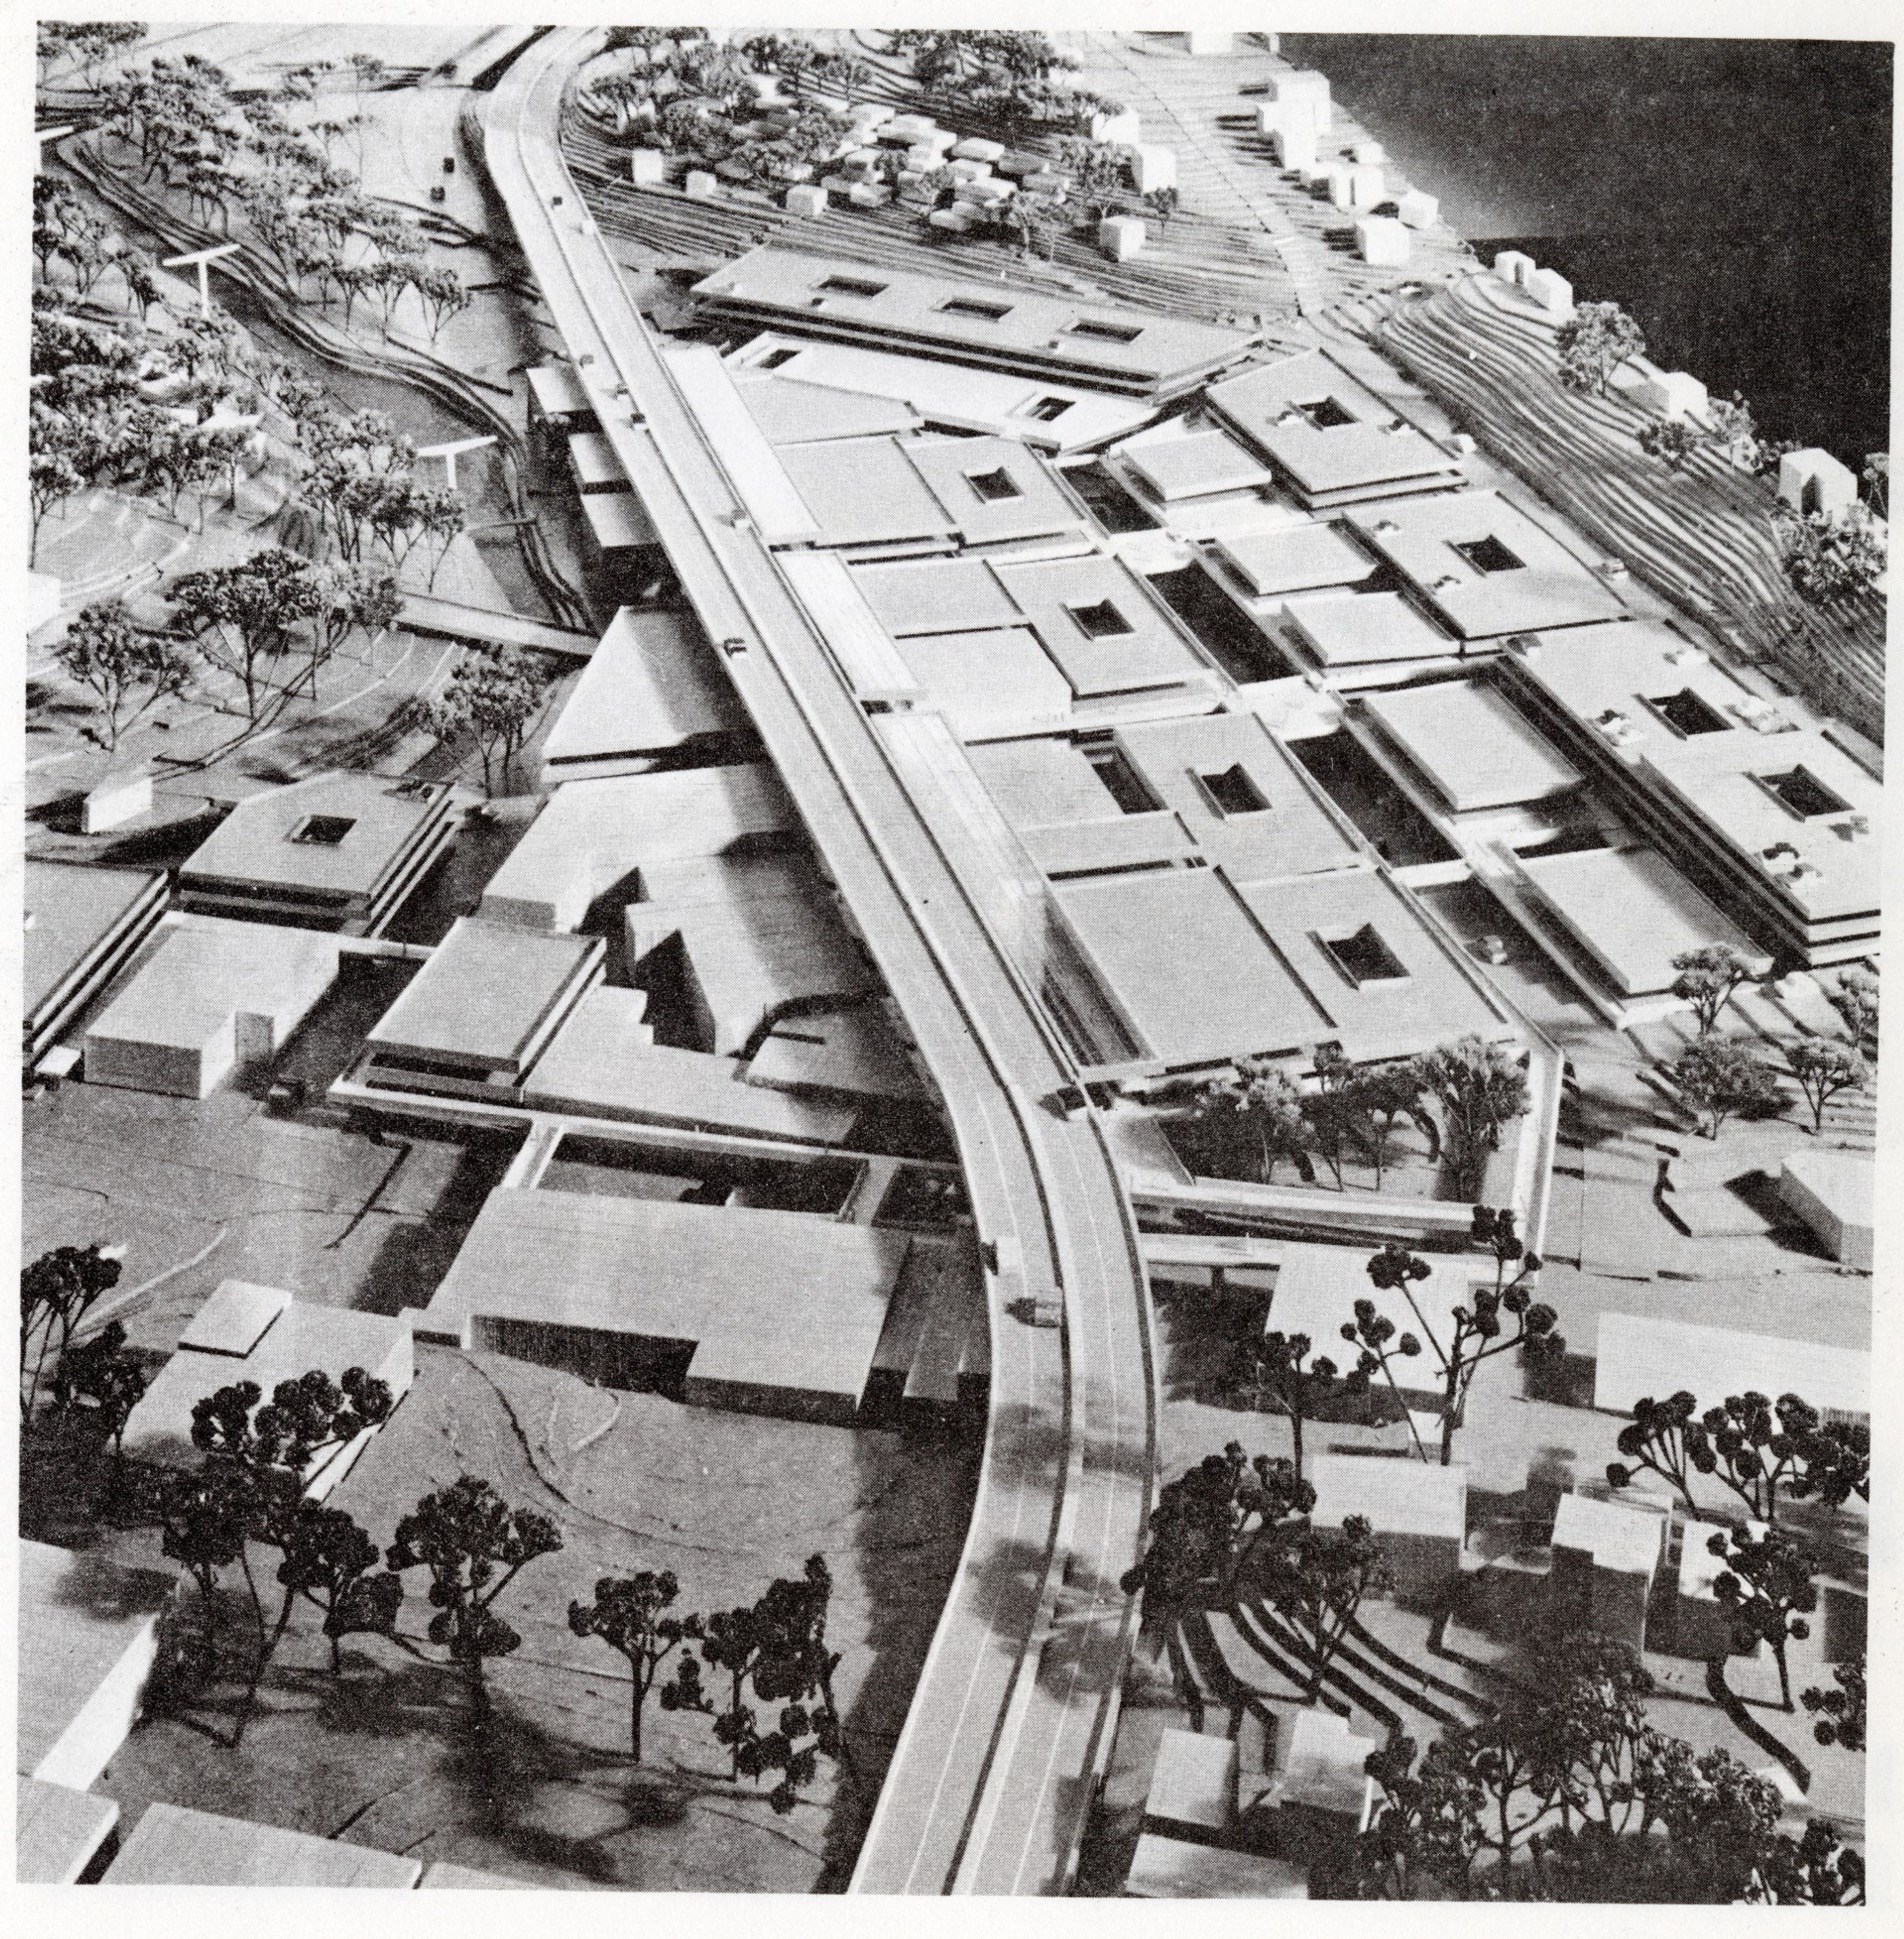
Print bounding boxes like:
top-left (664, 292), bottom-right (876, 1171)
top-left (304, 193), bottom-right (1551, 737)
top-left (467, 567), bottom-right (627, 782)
top-left (1497, 623), bottom-right (1881, 965)
top-left (1548, 1490), bottom-right (1668, 1652)
top-left (969, 711), bottom-right (1366, 887)
top-left (1361, 680), bottom-right (1582, 812)
top-left (1780, 1149), bottom-right (1874, 1270)
top-left (725, 332), bottom-right (1159, 452)
top-left (1308, 1454), bottom-right (1467, 1602)
top-left (1344, 491), bottom-right (1627, 639)
top-left (538, 606), bottom-right (754, 782)
top-left (23, 860), bottom-right (167, 1069)
top-left (776, 432), bottom-right (1090, 553)
top-left (176, 772), bottom-right (455, 935)
top-left (20, 1539), bottom-right (178, 1795)
top-left (1121, 426), bottom-right (1276, 503)
top-left (104, 1803), bottom-right (424, 1888)
top-left (122, 1279), bottom-right (414, 1495)
top-left (1594, 1312), bottom-right (1868, 1423)
top-left (359, 917), bottom-right (603, 1099)
top-left (1211, 523), bottom-right (1379, 600)
top-left (730, 370), bottom-right (923, 445)
top-left (1508, 845), bottom-right (1771, 1000)
top-left (421, 1185), bottom-right (912, 1426)
top-left (84, 916), bottom-right (340, 1099)
top-left (1203, 351), bottom-right (1463, 508)
top-left (481, 762), bottom-right (795, 932)
top-left (18, 1776), bottom-right (122, 1885)
top-left (1278, 589), bottom-right (1458, 669)
top-left (694, 247), bottom-right (1259, 396)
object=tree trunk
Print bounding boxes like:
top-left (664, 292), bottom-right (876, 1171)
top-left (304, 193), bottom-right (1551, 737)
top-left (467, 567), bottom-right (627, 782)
top-left (630, 1679), bottom-right (643, 1763)
top-left (1290, 1410), bottom-right (1304, 1482)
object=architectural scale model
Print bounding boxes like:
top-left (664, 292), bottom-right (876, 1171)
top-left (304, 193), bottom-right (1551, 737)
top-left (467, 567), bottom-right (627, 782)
top-left (21, 22), bottom-right (1882, 1901)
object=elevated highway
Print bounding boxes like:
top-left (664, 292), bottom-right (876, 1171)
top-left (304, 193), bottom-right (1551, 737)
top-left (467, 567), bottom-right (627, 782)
top-left (483, 30), bottom-right (1157, 1895)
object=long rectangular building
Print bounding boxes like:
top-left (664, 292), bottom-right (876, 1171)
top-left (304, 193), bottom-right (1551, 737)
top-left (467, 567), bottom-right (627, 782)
top-left (694, 247), bottom-right (1259, 397)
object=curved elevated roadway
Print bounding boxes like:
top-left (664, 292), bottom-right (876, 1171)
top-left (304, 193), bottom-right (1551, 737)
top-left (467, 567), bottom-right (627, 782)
top-left (484, 30), bottom-right (1157, 1895)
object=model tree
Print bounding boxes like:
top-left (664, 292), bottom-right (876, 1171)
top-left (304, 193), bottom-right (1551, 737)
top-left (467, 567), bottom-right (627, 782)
top-left (1120, 1443), bottom-right (1315, 1614)
top-left (1555, 301), bottom-right (1646, 396)
top-left (741, 1556), bottom-right (853, 1812)
top-left (1776, 505), bottom-right (1887, 607)
top-left (1250, 1331), bottom-right (1361, 1479)
top-left (1785, 1039), bottom-right (1867, 1133)
top-left (54, 600), bottom-right (193, 750)
top-left (1802, 1648), bottom-right (1866, 1752)
top-left (386, 1475), bottom-right (564, 1708)
top-left (1415, 1037), bottom-right (1529, 1199)
top-left (1345, 1215), bottom-right (1562, 1467)
top-left (1260, 1516), bottom-right (1391, 1701)
top-left (46, 1319), bottom-right (148, 1475)
top-left (568, 1571), bottom-right (707, 1763)
top-left (1606, 1389), bottom-right (1867, 1522)
top-left (1180, 1058), bottom-right (1313, 1186)
top-left (1670, 943), bottom-right (1756, 1036)
top-left (421, 644), bottom-right (550, 794)
top-left (21, 1243), bottom-right (124, 1417)
top-left (272, 1504), bottom-right (404, 1674)
top-left (1827, 966), bottom-right (1878, 1054)
top-left (1668, 1036), bottom-right (1783, 1138)
top-left (169, 547), bottom-right (326, 726)
top-left (1706, 1522), bottom-right (1819, 1718)
top-left (1638, 419), bottom-right (1702, 470)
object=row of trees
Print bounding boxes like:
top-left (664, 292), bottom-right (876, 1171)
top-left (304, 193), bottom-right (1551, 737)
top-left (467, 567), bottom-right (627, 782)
top-left (890, 29), bottom-right (1123, 141)
top-left (1553, 300), bottom-right (1887, 605)
top-left (1178, 1034), bottom-right (1530, 1200)
top-left (21, 1245), bottom-right (849, 1813)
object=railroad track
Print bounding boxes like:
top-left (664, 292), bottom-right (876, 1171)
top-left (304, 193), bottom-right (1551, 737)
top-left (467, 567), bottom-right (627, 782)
top-left (484, 28), bottom-right (1158, 1897)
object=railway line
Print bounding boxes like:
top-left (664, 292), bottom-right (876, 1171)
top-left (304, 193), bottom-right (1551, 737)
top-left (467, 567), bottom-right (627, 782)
top-left (483, 27), bottom-right (1158, 1897)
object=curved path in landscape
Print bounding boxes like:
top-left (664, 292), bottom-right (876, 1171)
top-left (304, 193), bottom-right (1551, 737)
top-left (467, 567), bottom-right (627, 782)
top-left (485, 29), bottom-right (1158, 1897)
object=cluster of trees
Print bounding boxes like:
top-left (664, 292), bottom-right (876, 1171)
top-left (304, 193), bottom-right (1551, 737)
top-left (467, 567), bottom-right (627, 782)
top-left (1121, 1442), bottom-right (1392, 1708)
top-left (891, 29), bottom-right (1123, 140)
top-left (1337, 1636), bottom-right (1861, 1902)
top-left (1661, 944), bottom-right (1868, 1139)
top-left (82, 49), bottom-right (469, 345)
top-left (570, 1557), bottom-right (853, 1812)
top-left (1775, 500), bottom-right (1889, 608)
top-left (37, 19), bottom-right (149, 91)
top-left (414, 642), bottom-right (552, 795)
top-left (1177, 1035), bottom-right (1529, 1200)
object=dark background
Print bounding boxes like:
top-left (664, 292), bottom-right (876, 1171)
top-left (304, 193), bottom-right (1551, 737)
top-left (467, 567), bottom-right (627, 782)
top-left (1279, 35), bottom-right (1893, 467)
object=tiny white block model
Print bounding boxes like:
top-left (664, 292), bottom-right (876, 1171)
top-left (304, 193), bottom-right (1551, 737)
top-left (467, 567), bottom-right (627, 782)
top-left (1130, 144), bottom-right (1177, 194)
top-left (1186, 30), bottom-right (1234, 55)
top-left (1526, 266), bottom-right (1575, 315)
top-left (1092, 108), bottom-right (1141, 144)
top-left (1355, 215), bottom-right (1412, 267)
top-left (629, 147), bottom-right (665, 186)
top-left (82, 764), bottom-right (154, 835)
top-left (850, 101), bottom-right (893, 129)
top-left (1268, 68), bottom-right (1333, 132)
top-left (927, 207), bottom-right (976, 233)
top-left (1348, 164), bottom-right (1386, 207)
top-left (1633, 366), bottom-right (1709, 419)
top-left (948, 156), bottom-right (993, 182)
top-left (1397, 188), bottom-right (1440, 229)
top-left (1777, 446), bottom-right (1860, 517)
top-left (952, 136), bottom-right (1007, 163)
top-left (1099, 215), bottom-right (1146, 261)
top-left (1299, 161), bottom-right (1334, 189)
top-left (848, 182), bottom-right (892, 209)
top-left (1326, 164), bottom-right (1358, 209)
top-left (784, 183), bottom-right (828, 217)
top-left (1272, 123), bottom-right (1318, 171)
top-left (884, 113), bottom-right (939, 143)
top-left (1353, 140), bottom-right (1387, 166)
top-left (683, 170), bottom-right (721, 200)
top-left (1256, 96), bottom-right (1315, 139)
top-left (957, 176), bottom-right (1015, 207)
top-left (1493, 248), bottom-right (1536, 285)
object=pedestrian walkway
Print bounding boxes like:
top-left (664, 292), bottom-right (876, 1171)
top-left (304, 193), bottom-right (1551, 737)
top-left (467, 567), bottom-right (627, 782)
top-left (397, 593), bottom-right (597, 658)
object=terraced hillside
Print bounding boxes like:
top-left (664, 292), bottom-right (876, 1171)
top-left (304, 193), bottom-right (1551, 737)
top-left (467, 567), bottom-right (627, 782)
top-left (1375, 272), bottom-right (1886, 747)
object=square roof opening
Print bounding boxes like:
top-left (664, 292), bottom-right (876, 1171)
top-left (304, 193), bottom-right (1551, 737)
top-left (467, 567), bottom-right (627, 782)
top-left (1066, 317), bottom-right (1144, 344)
top-left (1299, 395), bottom-right (1359, 429)
top-left (1451, 535), bottom-right (1525, 574)
top-left (1647, 687), bottom-right (1734, 737)
top-left (1759, 766), bottom-right (1851, 819)
top-left (289, 815), bottom-right (357, 847)
top-left (1022, 396), bottom-right (1073, 422)
top-left (939, 296), bottom-right (1014, 322)
top-left (1199, 764), bottom-right (1271, 817)
top-left (1069, 598), bottom-right (1136, 639)
top-left (817, 274), bottom-right (887, 299)
top-left (966, 465), bottom-right (1025, 503)
top-left (1318, 921), bottom-right (1411, 987)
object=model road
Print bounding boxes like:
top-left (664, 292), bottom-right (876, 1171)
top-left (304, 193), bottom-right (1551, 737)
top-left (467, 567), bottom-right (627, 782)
top-left (485, 31), bottom-right (1157, 1896)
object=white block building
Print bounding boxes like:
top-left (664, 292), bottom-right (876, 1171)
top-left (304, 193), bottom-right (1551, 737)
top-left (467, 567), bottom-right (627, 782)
top-left (1355, 216), bottom-right (1411, 267)
top-left (1778, 447), bottom-right (1860, 518)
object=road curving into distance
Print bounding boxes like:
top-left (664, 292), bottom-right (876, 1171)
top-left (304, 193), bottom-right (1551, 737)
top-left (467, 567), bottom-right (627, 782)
top-left (483, 28), bottom-right (1158, 1896)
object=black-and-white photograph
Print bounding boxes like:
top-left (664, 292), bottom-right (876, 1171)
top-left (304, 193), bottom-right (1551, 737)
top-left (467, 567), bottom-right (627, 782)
top-left (17, 9), bottom-right (1887, 1904)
